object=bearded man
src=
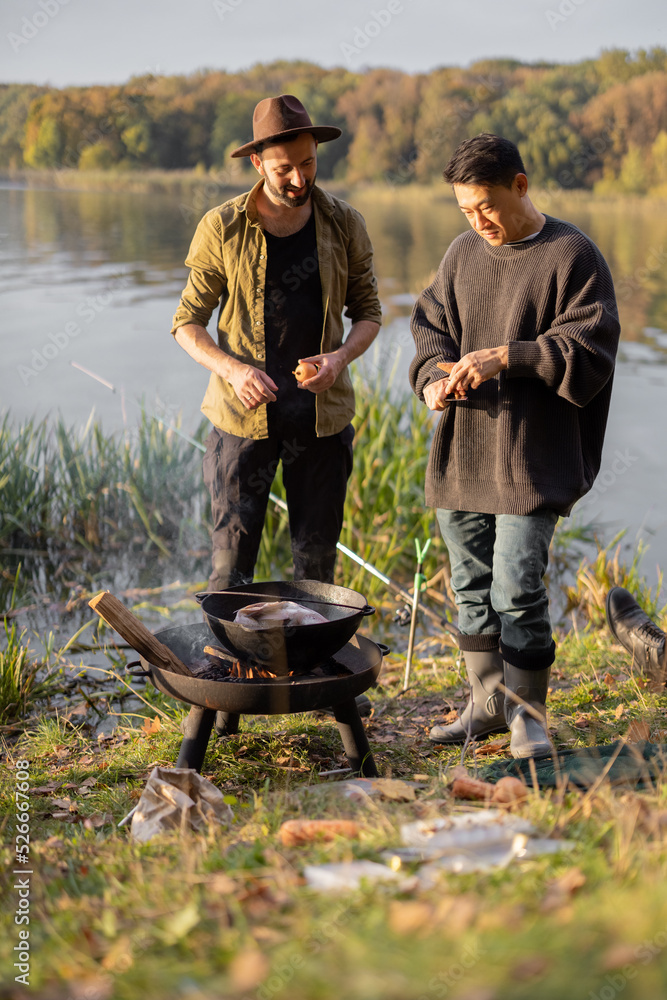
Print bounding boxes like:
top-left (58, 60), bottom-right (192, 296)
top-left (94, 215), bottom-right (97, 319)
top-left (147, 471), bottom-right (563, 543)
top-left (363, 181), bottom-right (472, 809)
top-left (172, 95), bottom-right (381, 591)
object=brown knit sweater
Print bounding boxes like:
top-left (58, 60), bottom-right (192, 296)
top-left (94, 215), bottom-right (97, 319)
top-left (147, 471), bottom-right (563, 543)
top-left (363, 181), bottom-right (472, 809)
top-left (409, 215), bottom-right (621, 516)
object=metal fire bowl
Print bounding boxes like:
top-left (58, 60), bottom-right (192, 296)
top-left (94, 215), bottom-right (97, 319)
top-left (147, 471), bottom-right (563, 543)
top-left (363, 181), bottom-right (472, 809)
top-left (196, 580), bottom-right (375, 675)
top-left (140, 623), bottom-right (383, 715)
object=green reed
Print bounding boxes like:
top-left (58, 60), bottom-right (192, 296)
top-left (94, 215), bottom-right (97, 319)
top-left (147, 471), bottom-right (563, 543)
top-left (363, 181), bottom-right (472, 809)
top-left (4, 380), bottom-right (654, 612)
top-left (1, 381), bottom-right (444, 601)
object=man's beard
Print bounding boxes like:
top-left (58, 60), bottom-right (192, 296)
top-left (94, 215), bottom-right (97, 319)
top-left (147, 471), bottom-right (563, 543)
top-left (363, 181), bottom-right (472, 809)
top-left (264, 173), bottom-right (316, 207)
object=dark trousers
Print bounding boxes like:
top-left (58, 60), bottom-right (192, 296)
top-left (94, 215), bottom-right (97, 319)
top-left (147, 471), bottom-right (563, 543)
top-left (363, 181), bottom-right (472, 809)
top-left (203, 420), bottom-right (354, 589)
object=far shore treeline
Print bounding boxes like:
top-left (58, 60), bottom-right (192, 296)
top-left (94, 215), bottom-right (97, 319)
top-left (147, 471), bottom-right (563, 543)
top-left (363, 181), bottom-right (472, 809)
top-left (1, 48), bottom-right (667, 194)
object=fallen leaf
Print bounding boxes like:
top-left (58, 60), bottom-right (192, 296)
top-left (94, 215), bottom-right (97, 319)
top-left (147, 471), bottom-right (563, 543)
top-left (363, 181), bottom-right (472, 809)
top-left (80, 776), bottom-right (98, 788)
top-left (51, 811), bottom-right (77, 823)
top-left (69, 975), bottom-right (113, 1000)
top-left (31, 783), bottom-right (62, 795)
top-left (626, 719), bottom-right (650, 743)
top-left (83, 813), bottom-right (114, 830)
top-left (615, 704), bottom-right (625, 719)
top-left (600, 943), bottom-right (638, 971)
top-left (100, 935), bottom-right (133, 973)
top-left (141, 716), bottom-right (161, 737)
top-left (512, 955), bottom-right (550, 980)
top-left (373, 734), bottom-right (398, 744)
top-left (542, 867), bottom-right (586, 912)
top-left (439, 710), bottom-right (459, 725)
top-left (375, 778), bottom-right (417, 802)
top-left (433, 894), bottom-right (478, 932)
top-left (472, 736), bottom-right (511, 757)
top-left (161, 903), bottom-right (200, 943)
top-left (389, 900), bottom-right (433, 935)
top-left (229, 949), bottom-right (270, 991)
top-left (43, 836), bottom-right (64, 849)
top-left (208, 873), bottom-right (236, 893)
top-left (603, 672), bottom-right (616, 686)
top-left (573, 716), bottom-right (589, 729)
top-left (51, 797), bottom-right (78, 812)
top-left (252, 925), bottom-right (287, 946)
top-left (558, 868), bottom-right (586, 894)
top-left (65, 703), bottom-right (89, 719)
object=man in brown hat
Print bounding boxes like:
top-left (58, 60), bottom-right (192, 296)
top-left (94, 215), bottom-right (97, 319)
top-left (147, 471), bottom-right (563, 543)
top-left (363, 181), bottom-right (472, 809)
top-left (171, 95), bottom-right (382, 590)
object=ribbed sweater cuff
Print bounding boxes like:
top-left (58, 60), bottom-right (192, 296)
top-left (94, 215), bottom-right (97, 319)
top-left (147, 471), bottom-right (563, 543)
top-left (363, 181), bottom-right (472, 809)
top-left (458, 632), bottom-right (501, 652)
top-left (506, 339), bottom-right (545, 379)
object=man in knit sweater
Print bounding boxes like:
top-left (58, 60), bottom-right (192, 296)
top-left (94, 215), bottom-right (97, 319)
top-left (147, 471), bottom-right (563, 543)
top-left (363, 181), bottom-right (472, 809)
top-left (409, 133), bottom-right (621, 759)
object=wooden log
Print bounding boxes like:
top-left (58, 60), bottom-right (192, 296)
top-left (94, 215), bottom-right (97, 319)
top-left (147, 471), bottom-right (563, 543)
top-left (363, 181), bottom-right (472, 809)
top-left (88, 591), bottom-right (194, 676)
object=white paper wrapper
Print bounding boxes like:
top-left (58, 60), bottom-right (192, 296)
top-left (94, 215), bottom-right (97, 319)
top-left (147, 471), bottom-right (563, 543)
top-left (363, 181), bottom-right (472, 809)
top-left (303, 860), bottom-right (408, 892)
top-left (130, 767), bottom-right (233, 842)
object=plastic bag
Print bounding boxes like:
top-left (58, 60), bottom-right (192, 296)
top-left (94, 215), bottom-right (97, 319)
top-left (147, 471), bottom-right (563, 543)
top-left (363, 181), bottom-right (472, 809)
top-left (130, 767), bottom-right (233, 842)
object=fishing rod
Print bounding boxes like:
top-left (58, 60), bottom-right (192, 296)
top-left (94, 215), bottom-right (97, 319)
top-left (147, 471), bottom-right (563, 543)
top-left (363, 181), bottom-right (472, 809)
top-left (70, 362), bottom-right (446, 627)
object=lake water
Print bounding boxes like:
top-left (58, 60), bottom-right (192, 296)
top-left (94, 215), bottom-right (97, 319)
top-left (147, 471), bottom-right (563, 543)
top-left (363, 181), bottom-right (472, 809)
top-left (1, 182), bottom-right (666, 586)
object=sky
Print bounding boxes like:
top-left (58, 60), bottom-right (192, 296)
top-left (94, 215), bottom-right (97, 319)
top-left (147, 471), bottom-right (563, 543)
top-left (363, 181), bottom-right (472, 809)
top-left (2, 0), bottom-right (665, 87)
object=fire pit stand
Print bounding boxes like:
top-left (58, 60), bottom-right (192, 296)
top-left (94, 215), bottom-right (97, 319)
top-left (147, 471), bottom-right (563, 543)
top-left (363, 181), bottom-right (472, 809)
top-left (136, 624), bottom-right (384, 778)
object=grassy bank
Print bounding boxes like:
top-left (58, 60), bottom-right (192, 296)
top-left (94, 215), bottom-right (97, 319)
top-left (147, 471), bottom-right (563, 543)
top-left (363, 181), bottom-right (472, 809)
top-left (5, 169), bottom-right (667, 212)
top-left (2, 381), bottom-right (667, 998)
top-left (0, 168), bottom-right (351, 199)
top-left (1, 620), bottom-right (667, 1000)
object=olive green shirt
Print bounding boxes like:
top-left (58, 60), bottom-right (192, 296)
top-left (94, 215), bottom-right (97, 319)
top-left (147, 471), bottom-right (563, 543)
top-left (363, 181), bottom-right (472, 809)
top-left (171, 179), bottom-right (382, 438)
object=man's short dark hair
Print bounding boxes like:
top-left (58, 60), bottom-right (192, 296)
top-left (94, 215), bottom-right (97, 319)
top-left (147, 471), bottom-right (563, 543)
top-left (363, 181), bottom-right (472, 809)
top-left (443, 133), bottom-right (526, 189)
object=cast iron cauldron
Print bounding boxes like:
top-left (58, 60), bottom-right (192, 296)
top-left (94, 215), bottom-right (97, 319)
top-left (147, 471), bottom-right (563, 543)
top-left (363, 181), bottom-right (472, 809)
top-left (195, 580), bottom-right (375, 675)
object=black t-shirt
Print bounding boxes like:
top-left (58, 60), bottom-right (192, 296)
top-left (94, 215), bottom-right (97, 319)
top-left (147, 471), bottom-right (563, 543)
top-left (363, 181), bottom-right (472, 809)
top-left (263, 212), bottom-right (323, 427)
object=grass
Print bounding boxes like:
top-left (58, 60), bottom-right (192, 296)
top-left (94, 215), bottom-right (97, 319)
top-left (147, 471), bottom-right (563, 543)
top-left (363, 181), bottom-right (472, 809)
top-left (2, 389), bottom-right (667, 997)
top-left (1, 623), bottom-right (667, 1000)
top-left (0, 572), bottom-right (63, 724)
top-left (564, 531), bottom-right (666, 627)
top-left (0, 619), bottom-right (47, 724)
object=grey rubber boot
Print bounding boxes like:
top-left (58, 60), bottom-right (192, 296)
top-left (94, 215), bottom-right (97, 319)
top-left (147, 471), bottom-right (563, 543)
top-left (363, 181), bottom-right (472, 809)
top-left (503, 662), bottom-right (552, 759)
top-left (429, 649), bottom-right (507, 744)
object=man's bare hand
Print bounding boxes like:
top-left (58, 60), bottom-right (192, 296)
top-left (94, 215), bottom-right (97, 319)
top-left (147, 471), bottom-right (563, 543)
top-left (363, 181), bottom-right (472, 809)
top-left (423, 378), bottom-right (466, 410)
top-left (228, 364), bottom-right (278, 409)
top-left (296, 351), bottom-right (345, 393)
top-left (444, 346), bottom-right (508, 395)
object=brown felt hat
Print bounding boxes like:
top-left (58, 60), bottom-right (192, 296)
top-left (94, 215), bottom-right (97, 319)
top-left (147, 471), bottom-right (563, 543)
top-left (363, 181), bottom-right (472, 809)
top-left (230, 94), bottom-right (341, 158)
